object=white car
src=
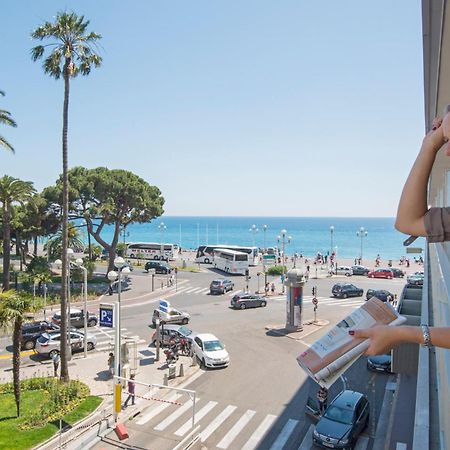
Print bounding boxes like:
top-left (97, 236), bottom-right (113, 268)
top-left (334, 265), bottom-right (353, 276)
top-left (35, 330), bottom-right (97, 358)
top-left (191, 333), bottom-right (229, 369)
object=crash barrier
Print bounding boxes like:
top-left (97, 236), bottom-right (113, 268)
top-left (171, 425), bottom-right (201, 450)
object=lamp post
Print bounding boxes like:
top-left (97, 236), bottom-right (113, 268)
top-left (263, 224), bottom-right (268, 253)
top-left (75, 258), bottom-right (88, 358)
top-left (107, 256), bottom-right (131, 422)
top-left (356, 227), bottom-right (368, 263)
top-left (158, 222), bottom-right (167, 261)
top-left (330, 226), bottom-right (334, 258)
top-left (82, 220), bottom-right (92, 261)
top-left (277, 230), bottom-right (291, 294)
top-left (249, 224), bottom-right (258, 247)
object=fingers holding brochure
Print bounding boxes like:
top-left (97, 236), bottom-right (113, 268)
top-left (350, 326), bottom-right (402, 356)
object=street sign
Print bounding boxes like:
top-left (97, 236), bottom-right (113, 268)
top-left (263, 254), bottom-right (276, 266)
top-left (406, 247), bottom-right (423, 254)
top-left (99, 303), bottom-right (114, 328)
top-left (312, 297), bottom-right (318, 306)
top-left (159, 299), bottom-right (170, 313)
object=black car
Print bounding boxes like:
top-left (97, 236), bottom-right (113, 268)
top-left (390, 267), bottom-right (405, 278)
top-left (210, 279), bottom-right (234, 295)
top-left (313, 390), bottom-right (369, 449)
top-left (332, 283), bottom-right (363, 299)
top-left (231, 293), bottom-right (267, 309)
top-left (20, 321), bottom-right (60, 350)
top-left (366, 289), bottom-right (393, 302)
top-left (145, 261), bottom-right (172, 274)
top-left (367, 354), bottom-right (391, 373)
top-left (350, 265), bottom-right (369, 276)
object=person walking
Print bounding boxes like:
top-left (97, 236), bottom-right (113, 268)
top-left (317, 387), bottom-right (328, 414)
top-left (123, 374), bottom-right (136, 407)
top-left (107, 352), bottom-right (114, 378)
top-left (270, 282), bottom-right (275, 294)
top-left (52, 352), bottom-right (60, 377)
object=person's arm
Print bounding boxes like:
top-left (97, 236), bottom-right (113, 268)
top-left (351, 325), bottom-right (450, 355)
top-left (395, 117), bottom-right (447, 236)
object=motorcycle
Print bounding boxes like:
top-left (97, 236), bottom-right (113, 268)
top-left (177, 337), bottom-right (192, 356)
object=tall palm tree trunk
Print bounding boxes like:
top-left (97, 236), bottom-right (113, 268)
top-left (60, 60), bottom-right (71, 382)
top-left (12, 317), bottom-right (22, 416)
top-left (2, 202), bottom-right (11, 290)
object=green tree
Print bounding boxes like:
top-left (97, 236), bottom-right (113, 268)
top-left (0, 290), bottom-right (34, 417)
top-left (0, 176), bottom-right (36, 290)
top-left (0, 90), bottom-right (17, 153)
top-left (31, 12), bottom-right (102, 382)
top-left (45, 222), bottom-right (85, 260)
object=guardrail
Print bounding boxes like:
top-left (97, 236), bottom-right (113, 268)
top-left (172, 425), bottom-right (201, 450)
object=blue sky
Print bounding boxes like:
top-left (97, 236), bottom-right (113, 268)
top-left (1, 1), bottom-right (424, 217)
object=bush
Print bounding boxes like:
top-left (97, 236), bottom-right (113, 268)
top-left (266, 265), bottom-right (287, 276)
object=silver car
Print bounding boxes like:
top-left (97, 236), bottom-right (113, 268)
top-left (35, 331), bottom-right (97, 358)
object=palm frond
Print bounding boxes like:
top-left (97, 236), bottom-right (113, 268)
top-left (0, 136), bottom-right (15, 153)
top-left (0, 110), bottom-right (18, 128)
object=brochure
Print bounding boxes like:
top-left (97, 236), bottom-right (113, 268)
top-left (296, 297), bottom-right (406, 388)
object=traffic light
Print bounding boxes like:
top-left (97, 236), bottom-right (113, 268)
top-left (245, 269), bottom-right (249, 277)
top-left (312, 286), bottom-right (317, 296)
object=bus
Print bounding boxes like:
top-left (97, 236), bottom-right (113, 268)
top-left (195, 245), bottom-right (259, 266)
top-left (126, 242), bottom-right (175, 261)
top-left (213, 248), bottom-right (249, 275)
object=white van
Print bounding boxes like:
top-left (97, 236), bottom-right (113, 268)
top-left (335, 266), bottom-right (353, 276)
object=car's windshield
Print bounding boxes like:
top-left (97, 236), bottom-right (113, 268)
top-left (178, 326), bottom-right (192, 336)
top-left (211, 281), bottom-right (222, 286)
top-left (204, 340), bottom-right (224, 352)
top-left (324, 406), bottom-right (354, 425)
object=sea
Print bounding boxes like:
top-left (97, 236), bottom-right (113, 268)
top-left (80, 217), bottom-right (426, 261)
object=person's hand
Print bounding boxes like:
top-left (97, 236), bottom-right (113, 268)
top-left (350, 326), bottom-right (403, 356)
top-left (442, 112), bottom-right (450, 155)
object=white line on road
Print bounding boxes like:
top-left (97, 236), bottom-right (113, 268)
top-left (297, 424), bottom-right (314, 450)
top-left (154, 397), bottom-right (199, 431)
top-left (241, 414), bottom-right (277, 450)
top-left (135, 393), bottom-right (181, 425)
top-left (354, 435), bottom-right (370, 450)
top-left (199, 405), bottom-right (237, 442)
top-left (395, 443), bottom-right (407, 450)
top-left (217, 409), bottom-right (256, 449)
top-left (269, 418), bottom-right (299, 450)
top-left (174, 401), bottom-right (218, 436)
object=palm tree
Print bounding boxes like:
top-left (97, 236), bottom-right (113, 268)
top-left (45, 222), bottom-right (85, 260)
top-left (0, 90), bottom-right (17, 153)
top-left (31, 12), bottom-right (102, 382)
top-left (0, 176), bottom-right (35, 291)
top-left (0, 290), bottom-right (34, 417)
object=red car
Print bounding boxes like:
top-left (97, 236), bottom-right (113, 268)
top-left (367, 268), bottom-right (394, 279)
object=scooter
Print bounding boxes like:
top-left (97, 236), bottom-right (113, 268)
top-left (164, 346), bottom-right (179, 365)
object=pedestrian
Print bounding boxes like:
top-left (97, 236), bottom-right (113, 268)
top-left (123, 374), bottom-right (136, 407)
top-left (317, 387), bottom-right (328, 414)
top-left (108, 352), bottom-right (114, 378)
top-left (265, 282), bottom-right (269, 295)
top-left (108, 284), bottom-right (113, 295)
top-left (270, 282), bottom-right (275, 294)
top-left (52, 352), bottom-right (60, 377)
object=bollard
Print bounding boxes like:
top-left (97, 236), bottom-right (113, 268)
top-left (163, 374), bottom-right (168, 386)
top-left (179, 363), bottom-right (184, 377)
top-left (191, 355), bottom-right (197, 367)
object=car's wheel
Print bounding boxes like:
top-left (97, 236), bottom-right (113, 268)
top-left (389, 275), bottom-right (393, 279)
top-left (370, 274), bottom-right (374, 278)
top-left (23, 340), bottom-right (35, 350)
top-left (359, 291), bottom-right (363, 296)
top-left (49, 349), bottom-right (59, 359)
top-left (87, 342), bottom-right (95, 351)
top-left (345, 273), bottom-right (351, 277)
top-left (182, 318), bottom-right (189, 325)
top-left (88, 319), bottom-right (97, 327)
top-left (342, 293), bottom-right (348, 299)
top-left (204, 258), bottom-right (210, 264)
top-left (240, 303), bottom-right (246, 309)
top-left (154, 255), bottom-right (159, 260)
top-left (202, 358), bottom-right (207, 369)
top-left (261, 301), bottom-right (267, 307)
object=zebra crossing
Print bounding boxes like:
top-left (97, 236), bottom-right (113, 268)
top-left (133, 396), bottom-right (370, 450)
top-left (89, 326), bottom-right (146, 353)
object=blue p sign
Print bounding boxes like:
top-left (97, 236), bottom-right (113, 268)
top-left (99, 303), bottom-right (114, 328)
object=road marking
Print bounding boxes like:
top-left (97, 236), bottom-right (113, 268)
top-left (199, 405), bottom-right (237, 442)
top-left (269, 418), bottom-right (299, 450)
top-left (217, 409), bottom-right (256, 449)
top-left (135, 393), bottom-right (181, 425)
top-left (185, 288), bottom-right (199, 294)
top-left (197, 287), bottom-right (209, 293)
top-left (154, 397), bottom-right (199, 431)
top-left (354, 435), bottom-right (370, 450)
top-left (395, 444), bottom-right (407, 450)
top-left (0, 350), bottom-right (35, 360)
top-left (297, 424), bottom-right (314, 450)
top-left (241, 414), bottom-right (277, 450)
top-left (174, 400), bottom-right (218, 436)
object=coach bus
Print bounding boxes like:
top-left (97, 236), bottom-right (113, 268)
top-left (126, 242), bottom-right (175, 261)
top-left (195, 245), bottom-right (259, 266)
top-left (213, 248), bottom-right (249, 275)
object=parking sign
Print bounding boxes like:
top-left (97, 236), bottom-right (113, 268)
top-left (99, 303), bottom-right (114, 328)
top-left (159, 299), bottom-right (170, 313)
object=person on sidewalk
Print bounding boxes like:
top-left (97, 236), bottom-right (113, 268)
top-left (270, 282), bottom-right (275, 295)
top-left (107, 352), bottom-right (114, 378)
top-left (52, 352), bottom-right (60, 377)
top-left (317, 387), bottom-right (328, 414)
top-left (123, 374), bottom-right (136, 408)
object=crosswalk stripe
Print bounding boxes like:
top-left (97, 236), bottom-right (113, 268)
top-left (186, 288), bottom-right (199, 294)
top-left (135, 393), bottom-right (181, 425)
top-left (199, 405), bottom-right (237, 442)
top-left (269, 418), bottom-right (299, 450)
top-left (173, 287), bottom-right (191, 294)
top-left (241, 414), bottom-right (277, 450)
top-left (217, 409), bottom-right (256, 449)
top-left (297, 424), bottom-right (314, 450)
top-left (174, 401), bottom-right (218, 436)
top-left (198, 287), bottom-right (209, 293)
top-left (154, 397), bottom-right (198, 431)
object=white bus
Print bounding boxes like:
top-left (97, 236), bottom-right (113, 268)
top-left (213, 248), bottom-right (249, 275)
top-left (126, 242), bottom-right (175, 261)
top-left (195, 245), bottom-right (259, 266)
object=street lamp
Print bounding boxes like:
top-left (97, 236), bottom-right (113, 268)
top-left (263, 225), bottom-right (268, 253)
top-left (249, 224), bottom-right (258, 247)
top-left (330, 226), bottom-right (334, 258)
top-left (75, 258), bottom-right (88, 358)
top-left (277, 230), bottom-right (291, 294)
top-left (356, 227), bottom-right (368, 263)
top-left (158, 222), bottom-right (167, 261)
top-left (82, 220), bottom-right (92, 261)
top-left (107, 256), bottom-right (131, 422)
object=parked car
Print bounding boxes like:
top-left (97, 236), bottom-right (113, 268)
top-left (367, 354), bottom-right (392, 373)
top-left (367, 268), bottom-right (394, 279)
top-left (332, 283), bottom-right (363, 299)
top-left (210, 279), bottom-right (234, 295)
top-left (190, 333), bottom-right (229, 368)
top-left (114, 261), bottom-right (133, 271)
top-left (350, 265), bottom-right (369, 276)
top-left (52, 308), bottom-right (98, 328)
top-left (151, 324), bottom-right (193, 347)
top-left (230, 293), bottom-right (267, 309)
top-left (390, 267), bottom-right (405, 278)
top-left (145, 261), bottom-right (172, 274)
top-left (334, 266), bottom-right (353, 276)
top-left (35, 330), bottom-right (97, 358)
top-left (313, 390), bottom-right (369, 449)
top-left (407, 271), bottom-right (424, 286)
top-left (152, 307), bottom-right (190, 325)
top-left (20, 321), bottom-right (60, 350)
top-left (366, 289), bottom-right (394, 302)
